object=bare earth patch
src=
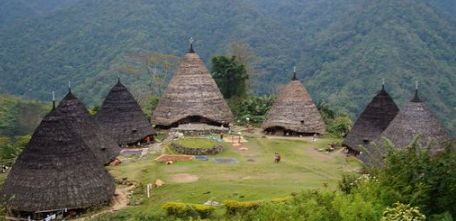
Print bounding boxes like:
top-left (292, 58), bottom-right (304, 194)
top-left (169, 173), bottom-right (199, 183)
top-left (155, 154), bottom-right (193, 162)
top-left (163, 166), bottom-right (190, 173)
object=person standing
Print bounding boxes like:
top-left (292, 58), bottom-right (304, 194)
top-left (274, 152), bottom-right (281, 163)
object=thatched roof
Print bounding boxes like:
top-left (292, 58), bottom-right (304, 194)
top-left (96, 79), bottom-right (154, 145)
top-left (343, 85), bottom-right (399, 151)
top-left (150, 46), bottom-right (233, 127)
top-left (262, 72), bottom-right (326, 134)
top-left (359, 90), bottom-right (451, 167)
top-left (57, 90), bottom-right (120, 165)
top-left (0, 109), bottom-right (115, 212)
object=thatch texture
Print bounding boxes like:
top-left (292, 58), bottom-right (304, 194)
top-left (57, 91), bottom-right (120, 165)
top-left (262, 75), bottom-right (325, 135)
top-left (96, 80), bottom-right (154, 146)
top-left (359, 90), bottom-right (451, 167)
top-left (0, 109), bottom-right (115, 213)
top-left (343, 85), bottom-right (399, 152)
top-left (150, 49), bottom-right (233, 127)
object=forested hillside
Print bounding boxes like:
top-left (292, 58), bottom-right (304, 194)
top-left (428, 0), bottom-right (456, 20)
top-left (0, 95), bottom-right (50, 137)
top-left (1, 0), bottom-right (456, 132)
top-left (0, 0), bottom-right (79, 30)
top-left (299, 0), bottom-right (456, 131)
top-left (0, 0), bottom-right (283, 104)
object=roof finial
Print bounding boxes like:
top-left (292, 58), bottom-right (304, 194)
top-left (68, 81), bottom-right (72, 93)
top-left (411, 81), bottom-right (422, 102)
top-left (117, 74), bottom-right (120, 83)
top-left (188, 37), bottom-right (195, 53)
top-left (52, 91), bottom-right (56, 110)
top-left (382, 78), bottom-right (385, 90)
top-left (292, 66), bottom-right (297, 80)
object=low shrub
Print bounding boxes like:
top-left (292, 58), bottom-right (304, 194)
top-left (380, 203), bottom-right (426, 221)
top-left (223, 200), bottom-right (262, 215)
top-left (270, 196), bottom-right (293, 204)
top-left (162, 202), bottom-right (215, 219)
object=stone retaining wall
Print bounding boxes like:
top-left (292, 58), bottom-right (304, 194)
top-left (169, 123), bottom-right (229, 136)
top-left (171, 142), bottom-right (223, 155)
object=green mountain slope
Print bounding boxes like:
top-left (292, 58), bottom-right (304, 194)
top-left (299, 0), bottom-right (456, 131)
top-left (1, 0), bottom-right (456, 132)
top-left (428, 0), bottom-right (456, 20)
top-left (0, 0), bottom-right (284, 104)
top-left (0, 95), bottom-right (51, 137)
top-left (0, 0), bottom-right (79, 30)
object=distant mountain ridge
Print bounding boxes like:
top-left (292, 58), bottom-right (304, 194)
top-left (1, 0), bottom-right (456, 132)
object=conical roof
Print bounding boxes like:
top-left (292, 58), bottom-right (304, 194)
top-left (343, 85), bottom-right (399, 151)
top-left (0, 109), bottom-right (115, 212)
top-left (262, 72), bottom-right (326, 134)
top-left (360, 90), bottom-right (451, 167)
top-left (96, 79), bottom-right (154, 145)
top-left (57, 90), bottom-right (120, 165)
top-left (151, 47), bottom-right (234, 127)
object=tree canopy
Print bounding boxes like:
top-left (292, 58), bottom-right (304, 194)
top-left (211, 55), bottom-right (248, 99)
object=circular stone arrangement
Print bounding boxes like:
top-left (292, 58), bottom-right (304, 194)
top-left (171, 138), bottom-right (223, 155)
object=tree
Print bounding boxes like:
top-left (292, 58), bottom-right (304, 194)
top-left (225, 41), bottom-right (261, 93)
top-left (128, 53), bottom-right (179, 96)
top-left (366, 137), bottom-right (456, 218)
top-left (211, 55), bottom-right (248, 99)
top-left (0, 135), bottom-right (31, 166)
top-left (233, 95), bottom-right (276, 125)
top-left (317, 102), bottom-right (352, 137)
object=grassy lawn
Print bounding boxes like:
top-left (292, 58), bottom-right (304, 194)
top-left (175, 138), bottom-right (219, 148)
top-left (107, 134), bottom-right (360, 217)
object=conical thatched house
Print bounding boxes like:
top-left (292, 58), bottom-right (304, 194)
top-left (360, 89), bottom-right (451, 167)
top-left (96, 79), bottom-right (154, 146)
top-left (151, 44), bottom-right (233, 128)
top-left (343, 85), bottom-right (399, 153)
top-left (0, 108), bottom-right (115, 217)
top-left (262, 70), bottom-right (325, 135)
top-left (57, 90), bottom-right (120, 165)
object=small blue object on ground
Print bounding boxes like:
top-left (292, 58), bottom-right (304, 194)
top-left (213, 158), bottom-right (240, 163)
top-left (206, 136), bottom-right (223, 143)
top-left (194, 155), bottom-right (208, 161)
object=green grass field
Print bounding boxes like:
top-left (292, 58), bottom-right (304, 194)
top-left (106, 134), bottom-right (360, 218)
top-left (175, 138), bottom-right (219, 148)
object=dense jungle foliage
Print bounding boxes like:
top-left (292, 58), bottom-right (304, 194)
top-left (1, 0), bottom-right (456, 134)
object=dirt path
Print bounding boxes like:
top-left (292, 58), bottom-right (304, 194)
top-left (169, 173), bottom-right (199, 183)
top-left (305, 147), bottom-right (334, 162)
top-left (74, 184), bottom-right (136, 220)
